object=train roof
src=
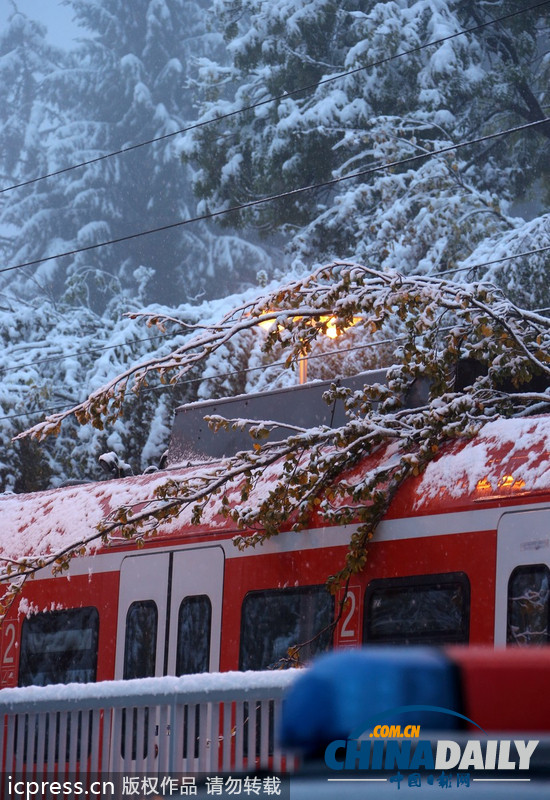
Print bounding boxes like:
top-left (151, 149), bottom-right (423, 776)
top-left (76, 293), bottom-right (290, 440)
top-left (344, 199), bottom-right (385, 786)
top-left (0, 414), bottom-right (549, 565)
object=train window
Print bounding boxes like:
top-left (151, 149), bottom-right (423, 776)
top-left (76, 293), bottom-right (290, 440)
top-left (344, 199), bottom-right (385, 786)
top-left (239, 586), bottom-right (334, 670)
top-left (123, 600), bottom-right (158, 679)
top-left (363, 572), bottom-right (470, 644)
top-left (176, 595), bottom-right (212, 675)
top-left (507, 564), bottom-right (550, 645)
top-left (18, 607), bottom-right (99, 687)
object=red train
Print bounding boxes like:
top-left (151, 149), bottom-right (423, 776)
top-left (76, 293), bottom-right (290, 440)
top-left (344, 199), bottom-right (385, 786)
top-left (0, 410), bottom-right (549, 690)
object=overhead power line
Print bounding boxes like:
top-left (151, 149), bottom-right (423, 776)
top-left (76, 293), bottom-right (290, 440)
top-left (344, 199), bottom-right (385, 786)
top-left (2, 301), bottom-right (550, 427)
top-left (437, 243), bottom-right (550, 277)
top-left (1, 116), bottom-right (548, 278)
top-left (1, 0), bottom-right (549, 197)
top-left (0, 333), bottom-right (412, 425)
top-left (0, 331), bottom-right (172, 375)
top-left (1, 241), bottom-right (548, 377)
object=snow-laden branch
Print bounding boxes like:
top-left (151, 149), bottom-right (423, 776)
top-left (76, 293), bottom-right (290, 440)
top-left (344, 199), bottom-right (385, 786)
top-left (9, 264), bottom-right (550, 600)
top-left (16, 263), bottom-right (550, 442)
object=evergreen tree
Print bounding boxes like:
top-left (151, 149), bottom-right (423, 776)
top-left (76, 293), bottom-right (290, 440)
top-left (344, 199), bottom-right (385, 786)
top-left (3, 0), bottom-right (550, 493)
top-left (1, 0), bottom-right (273, 311)
top-left (182, 0), bottom-right (550, 306)
top-left (0, 9), bottom-right (65, 181)
top-left (0, 7), bottom-right (68, 283)
top-left (0, 273), bottom-right (264, 493)
top-left (0, 1), bottom-right (276, 490)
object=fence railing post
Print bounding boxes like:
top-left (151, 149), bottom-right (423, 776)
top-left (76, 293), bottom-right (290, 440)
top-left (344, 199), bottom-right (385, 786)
top-left (0, 670), bottom-right (299, 778)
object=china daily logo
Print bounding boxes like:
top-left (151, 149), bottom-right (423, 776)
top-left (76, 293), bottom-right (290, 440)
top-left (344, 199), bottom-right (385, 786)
top-left (324, 705), bottom-right (539, 773)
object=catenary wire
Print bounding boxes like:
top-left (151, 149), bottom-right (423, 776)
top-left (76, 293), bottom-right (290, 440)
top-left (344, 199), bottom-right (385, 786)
top-left (1, 0), bottom-right (548, 197)
top-left (3, 299), bottom-right (550, 426)
top-left (0, 333), bottom-right (406, 424)
top-left (0, 331), bottom-right (174, 375)
top-left (2, 116), bottom-right (548, 277)
top-left (436, 243), bottom-right (550, 277)
top-left (2, 240), bottom-right (550, 376)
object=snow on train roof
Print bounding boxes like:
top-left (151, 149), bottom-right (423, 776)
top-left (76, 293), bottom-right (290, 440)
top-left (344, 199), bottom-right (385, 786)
top-left (0, 464), bottom-right (229, 564)
top-left (0, 415), bottom-right (549, 564)
top-left (413, 415), bottom-right (550, 510)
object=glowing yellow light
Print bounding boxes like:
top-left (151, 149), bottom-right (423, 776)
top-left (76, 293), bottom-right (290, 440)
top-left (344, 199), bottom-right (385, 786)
top-left (497, 474), bottom-right (526, 490)
top-left (476, 474), bottom-right (526, 494)
top-left (258, 313), bottom-right (361, 338)
top-left (476, 477), bottom-right (492, 492)
top-left (256, 312), bottom-right (362, 385)
top-left (323, 317), bottom-right (339, 339)
top-left (320, 316), bottom-right (362, 339)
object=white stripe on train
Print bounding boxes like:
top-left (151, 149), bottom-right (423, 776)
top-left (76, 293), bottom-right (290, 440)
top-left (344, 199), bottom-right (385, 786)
top-left (45, 498), bottom-right (550, 578)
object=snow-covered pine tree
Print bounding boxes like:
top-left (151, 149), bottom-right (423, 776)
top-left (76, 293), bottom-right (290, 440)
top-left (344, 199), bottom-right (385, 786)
top-left (0, 8), bottom-right (80, 492)
top-left (0, 2), bottom-right (278, 490)
top-left (3, 0), bottom-right (550, 493)
top-left (0, 9), bottom-right (67, 186)
top-left (181, 0), bottom-right (550, 307)
top-left (2, 0), bottom-right (274, 310)
top-left (0, 280), bottom-right (262, 492)
top-left (0, 8), bottom-right (69, 289)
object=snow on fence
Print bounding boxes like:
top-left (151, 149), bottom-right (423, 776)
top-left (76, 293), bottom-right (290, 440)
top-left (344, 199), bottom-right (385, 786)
top-left (0, 670), bottom-right (300, 780)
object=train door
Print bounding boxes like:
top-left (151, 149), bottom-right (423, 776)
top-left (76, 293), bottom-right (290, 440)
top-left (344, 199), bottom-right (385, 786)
top-left (495, 509), bottom-right (550, 645)
top-left (115, 546), bottom-right (224, 679)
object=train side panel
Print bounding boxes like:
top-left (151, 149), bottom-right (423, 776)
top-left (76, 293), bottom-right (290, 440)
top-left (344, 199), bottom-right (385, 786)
top-left (1, 457), bottom-right (549, 687)
top-left (1, 563), bottom-right (120, 687)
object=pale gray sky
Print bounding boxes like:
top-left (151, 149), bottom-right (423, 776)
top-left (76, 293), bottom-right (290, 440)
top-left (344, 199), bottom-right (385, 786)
top-left (0, 0), bottom-right (82, 49)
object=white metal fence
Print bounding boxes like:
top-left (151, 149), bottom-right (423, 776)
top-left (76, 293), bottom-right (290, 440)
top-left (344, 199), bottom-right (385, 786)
top-left (0, 671), bottom-right (299, 781)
